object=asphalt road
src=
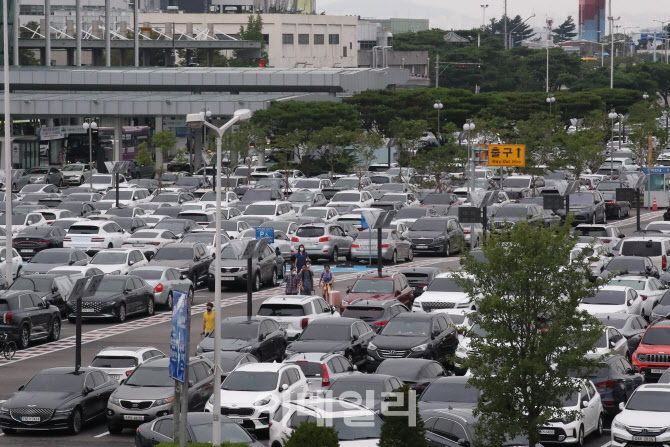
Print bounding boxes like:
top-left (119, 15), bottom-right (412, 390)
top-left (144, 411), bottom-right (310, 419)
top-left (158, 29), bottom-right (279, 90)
top-left (0, 208), bottom-right (663, 447)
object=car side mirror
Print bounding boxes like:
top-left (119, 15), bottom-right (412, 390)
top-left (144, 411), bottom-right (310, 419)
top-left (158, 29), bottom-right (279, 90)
top-left (346, 287), bottom-right (351, 294)
top-left (609, 340), bottom-right (616, 348)
top-left (258, 333), bottom-right (265, 342)
top-left (457, 439), bottom-right (470, 447)
top-left (619, 402), bottom-right (625, 411)
top-left (188, 380), bottom-right (194, 387)
top-left (181, 273), bottom-right (188, 280)
top-left (395, 291), bottom-right (400, 297)
top-left (82, 386), bottom-right (93, 396)
top-left (124, 288), bottom-right (132, 294)
top-left (352, 334), bottom-right (359, 341)
top-left (580, 399), bottom-right (589, 409)
top-left (281, 384), bottom-right (289, 392)
top-left (18, 385), bottom-right (24, 391)
top-left (128, 261), bottom-right (134, 266)
top-left (626, 367), bottom-right (634, 375)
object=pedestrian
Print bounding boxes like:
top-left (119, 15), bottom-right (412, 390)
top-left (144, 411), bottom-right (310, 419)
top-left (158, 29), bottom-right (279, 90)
top-left (665, 208), bottom-right (670, 221)
top-left (281, 266), bottom-right (299, 295)
top-left (298, 262), bottom-right (314, 295)
top-left (202, 302), bottom-right (215, 337)
top-left (319, 264), bottom-right (334, 300)
top-left (129, 159), bottom-right (138, 179)
top-left (294, 244), bottom-right (310, 271)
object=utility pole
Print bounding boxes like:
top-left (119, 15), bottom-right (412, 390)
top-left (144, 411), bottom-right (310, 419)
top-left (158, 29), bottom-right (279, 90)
top-left (435, 53), bottom-right (439, 88)
top-left (504, 0), bottom-right (508, 50)
top-left (546, 19), bottom-right (553, 93)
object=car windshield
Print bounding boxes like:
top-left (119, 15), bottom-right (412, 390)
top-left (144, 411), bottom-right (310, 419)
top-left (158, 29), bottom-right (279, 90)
top-left (330, 416), bottom-right (381, 441)
top-left (495, 206), bottom-right (530, 218)
top-left (503, 178), bottom-right (530, 188)
top-left (91, 356), bottom-right (138, 368)
top-left (332, 193), bottom-right (361, 202)
top-left (220, 244), bottom-right (243, 260)
top-left (381, 184), bottom-right (408, 193)
top-left (153, 247), bottom-right (193, 261)
top-left (334, 179), bottom-right (359, 188)
top-left (96, 278), bottom-right (128, 292)
top-left (190, 422), bottom-right (253, 443)
top-left (300, 324), bottom-right (351, 341)
top-left (0, 214), bottom-right (29, 225)
top-left (257, 304), bottom-right (306, 317)
top-left (380, 320), bottom-right (431, 337)
top-left (424, 194), bottom-right (452, 204)
top-left (396, 209), bottom-right (426, 219)
top-left (608, 279), bottom-right (646, 290)
top-left (427, 278), bottom-right (464, 293)
top-left (242, 190), bottom-right (272, 201)
top-left (131, 231), bottom-right (159, 240)
top-left (597, 182), bottom-right (620, 191)
top-left (131, 269), bottom-right (163, 280)
top-left (29, 251), bottom-right (69, 264)
top-left (63, 165), bottom-right (85, 172)
top-left (350, 279), bottom-right (394, 294)
top-left (641, 328), bottom-right (670, 346)
top-left (582, 290), bottom-right (625, 305)
top-left (296, 227), bottom-right (325, 237)
top-left (103, 191), bottom-right (132, 200)
top-left (153, 194), bottom-right (180, 203)
top-left (9, 277), bottom-right (53, 292)
top-left (24, 372), bottom-right (85, 392)
top-left (161, 174), bottom-right (178, 181)
top-left (91, 175), bottom-right (112, 184)
top-left (295, 180), bottom-right (320, 189)
top-left (569, 194), bottom-right (596, 206)
top-left (380, 194), bottom-right (406, 202)
top-left (329, 380), bottom-right (385, 400)
top-left (290, 361), bottom-right (324, 378)
top-left (410, 220), bottom-right (447, 232)
top-left (182, 234), bottom-right (214, 245)
top-left (621, 241), bottom-right (662, 257)
top-left (91, 252), bottom-right (127, 265)
top-left (221, 371), bottom-right (277, 392)
top-left (576, 227), bottom-right (608, 238)
top-left (560, 392), bottom-right (579, 407)
top-left (155, 222), bottom-right (187, 232)
top-left (342, 307), bottom-right (384, 320)
top-left (626, 391), bottom-right (670, 412)
top-left (175, 178), bottom-right (200, 186)
top-left (371, 176), bottom-right (391, 184)
top-left (606, 258), bottom-right (644, 272)
top-left (244, 205), bottom-right (276, 215)
top-left (218, 322), bottom-right (258, 340)
top-left (420, 382), bottom-right (479, 403)
top-left (302, 209), bottom-right (328, 218)
top-left (125, 366), bottom-right (172, 387)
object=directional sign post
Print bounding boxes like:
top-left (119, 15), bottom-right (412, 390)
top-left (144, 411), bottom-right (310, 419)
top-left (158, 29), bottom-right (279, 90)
top-left (256, 227), bottom-right (274, 243)
top-left (169, 290), bottom-right (188, 384)
top-left (488, 144), bottom-right (526, 167)
top-left (458, 207), bottom-right (481, 224)
top-left (71, 276), bottom-right (89, 373)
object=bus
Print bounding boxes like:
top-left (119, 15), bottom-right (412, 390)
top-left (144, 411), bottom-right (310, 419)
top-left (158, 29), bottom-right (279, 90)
top-left (66, 126), bottom-right (153, 171)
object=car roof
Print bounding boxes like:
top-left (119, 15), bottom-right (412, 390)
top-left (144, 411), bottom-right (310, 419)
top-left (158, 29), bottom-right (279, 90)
top-left (285, 397), bottom-right (375, 417)
top-left (636, 383), bottom-right (670, 392)
top-left (98, 346), bottom-right (157, 355)
top-left (236, 362), bottom-right (292, 373)
top-left (390, 312), bottom-right (435, 321)
top-left (650, 320), bottom-right (670, 328)
top-left (263, 295), bottom-right (317, 304)
top-left (71, 220), bottom-right (108, 227)
top-left (598, 285), bottom-right (630, 292)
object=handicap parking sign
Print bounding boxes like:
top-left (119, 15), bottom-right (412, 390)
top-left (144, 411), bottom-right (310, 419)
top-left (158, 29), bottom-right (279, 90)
top-left (256, 227), bottom-right (274, 243)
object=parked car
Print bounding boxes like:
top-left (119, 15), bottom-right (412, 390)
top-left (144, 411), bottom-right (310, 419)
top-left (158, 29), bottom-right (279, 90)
top-left (397, 267), bottom-right (441, 297)
top-left (121, 229), bottom-right (179, 259)
top-left (2, 273), bottom-right (70, 317)
top-left (631, 319), bottom-right (670, 380)
top-left (291, 223), bottom-right (353, 262)
top-left (375, 358), bottom-right (448, 392)
top-left (611, 384), bottom-right (670, 447)
top-left (208, 240), bottom-right (281, 292)
top-left (608, 276), bottom-right (666, 320)
top-left (198, 351), bottom-right (259, 382)
top-left (283, 352), bottom-right (360, 392)
top-left (0, 290), bottom-right (61, 349)
top-left (89, 248), bottom-right (149, 275)
top-left (63, 220), bottom-right (127, 254)
top-left (327, 374), bottom-right (404, 414)
top-left (350, 229), bottom-right (413, 264)
top-left (406, 217), bottom-right (464, 256)
top-left (12, 227), bottom-right (68, 260)
top-left (343, 272), bottom-right (414, 311)
top-left (129, 265), bottom-right (194, 309)
top-left (595, 314), bottom-right (649, 355)
top-left (418, 376), bottom-right (481, 412)
top-left (341, 299), bottom-right (409, 333)
top-left (61, 163), bottom-right (95, 186)
top-left (579, 285), bottom-right (643, 316)
top-left (256, 295), bottom-right (337, 340)
top-left (89, 346), bottom-right (165, 382)
top-left (148, 242), bottom-right (212, 286)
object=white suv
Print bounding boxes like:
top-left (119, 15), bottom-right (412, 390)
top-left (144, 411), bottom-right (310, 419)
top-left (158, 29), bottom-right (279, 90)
top-left (412, 273), bottom-right (476, 315)
top-left (64, 220), bottom-right (129, 253)
top-left (88, 248), bottom-right (149, 274)
top-left (257, 295), bottom-right (338, 340)
top-left (269, 398), bottom-right (382, 447)
top-left (89, 346), bottom-right (165, 382)
top-left (612, 384), bottom-right (670, 446)
top-left (283, 352), bottom-right (359, 392)
top-left (204, 363), bottom-right (308, 433)
top-left (100, 188), bottom-right (152, 206)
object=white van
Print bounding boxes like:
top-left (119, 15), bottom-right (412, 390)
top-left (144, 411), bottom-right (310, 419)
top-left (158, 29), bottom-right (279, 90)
top-left (619, 237), bottom-right (670, 273)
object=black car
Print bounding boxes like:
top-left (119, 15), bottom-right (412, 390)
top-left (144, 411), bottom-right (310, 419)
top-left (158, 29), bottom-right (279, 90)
top-left (421, 193), bottom-right (459, 206)
top-left (0, 291), bottom-right (61, 349)
top-left (285, 317), bottom-right (375, 369)
top-left (327, 374), bottom-right (405, 413)
top-left (199, 351), bottom-right (259, 381)
top-left (106, 207), bottom-right (145, 218)
top-left (149, 242), bottom-right (212, 286)
top-left (3, 274), bottom-right (69, 317)
top-left (134, 412), bottom-right (263, 447)
top-left (406, 217), bottom-right (464, 256)
top-left (20, 247), bottom-right (90, 275)
top-left (595, 313), bottom-right (648, 354)
top-left (367, 313), bottom-right (458, 371)
top-left (12, 226), bottom-right (67, 259)
top-left (556, 191), bottom-right (607, 224)
top-left (490, 203), bottom-right (544, 229)
top-left (195, 316), bottom-right (287, 362)
top-left (651, 290), bottom-right (670, 321)
top-left (0, 367), bottom-right (118, 434)
top-left (375, 358), bottom-right (448, 392)
top-left (153, 219), bottom-right (202, 238)
top-left (600, 190), bottom-right (631, 219)
top-left (418, 376), bottom-right (481, 412)
top-left (152, 206), bottom-right (185, 218)
top-left (65, 275), bottom-right (154, 323)
top-left (599, 256), bottom-right (658, 279)
top-left (341, 299), bottom-right (409, 333)
top-left (397, 267), bottom-right (441, 297)
top-left (56, 200), bottom-right (99, 217)
top-left (109, 217), bottom-right (149, 234)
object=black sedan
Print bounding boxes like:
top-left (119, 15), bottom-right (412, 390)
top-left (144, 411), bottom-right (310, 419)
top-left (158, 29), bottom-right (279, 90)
top-left (397, 267), bottom-right (441, 297)
top-left (556, 191), bottom-right (607, 224)
top-left (595, 313), bottom-right (648, 354)
top-left (327, 374), bottom-right (405, 413)
top-left (0, 367), bottom-right (117, 435)
top-left (65, 275), bottom-right (154, 323)
top-left (12, 226), bottom-right (68, 259)
top-left (55, 200), bottom-right (99, 217)
top-left (195, 316), bottom-right (286, 362)
top-left (109, 217), bottom-right (149, 234)
top-left (0, 291), bottom-right (61, 349)
top-left (20, 248), bottom-right (90, 275)
top-left (599, 256), bottom-right (659, 279)
top-left (601, 190), bottom-right (631, 219)
top-left (417, 376), bottom-right (481, 412)
top-left (149, 242), bottom-right (212, 286)
top-left (134, 412), bottom-right (263, 447)
top-left (285, 317), bottom-right (375, 369)
top-left (199, 351), bottom-right (259, 381)
top-left (366, 313), bottom-right (458, 371)
top-left (406, 217), bottom-right (464, 256)
top-left (489, 203), bottom-right (544, 229)
top-left (3, 274), bottom-right (68, 317)
top-left (341, 299), bottom-right (409, 333)
top-left (651, 291), bottom-right (670, 321)
top-left (375, 358), bottom-right (449, 392)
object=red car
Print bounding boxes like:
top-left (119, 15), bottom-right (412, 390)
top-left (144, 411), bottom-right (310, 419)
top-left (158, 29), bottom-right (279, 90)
top-left (342, 272), bottom-right (414, 313)
top-left (632, 319), bottom-right (670, 380)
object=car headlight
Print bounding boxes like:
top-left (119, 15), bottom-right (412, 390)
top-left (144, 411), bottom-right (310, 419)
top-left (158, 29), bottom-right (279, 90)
top-left (0, 406), bottom-right (9, 415)
top-left (238, 266), bottom-right (247, 272)
top-left (239, 346), bottom-right (253, 353)
top-left (612, 419), bottom-right (627, 431)
top-left (55, 407), bottom-right (75, 414)
top-left (153, 397), bottom-right (174, 407)
top-left (368, 342), bottom-right (377, 351)
top-left (411, 343), bottom-right (428, 352)
top-left (434, 236), bottom-right (446, 241)
top-left (456, 344), bottom-right (469, 355)
top-left (638, 354), bottom-right (647, 362)
top-left (456, 302), bottom-right (471, 309)
top-left (561, 414), bottom-right (576, 424)
top-left (108, 397), bottom-right (120, 406)
top-left (253, 397), bottom-right (272, 407)
top-left (285, 349), bottom-right (296, 356)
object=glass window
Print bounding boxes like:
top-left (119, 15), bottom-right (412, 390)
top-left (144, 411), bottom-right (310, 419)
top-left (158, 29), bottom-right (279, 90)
top-left (288, 368), bottom-right (300, 384)
top-left (282, 34), bottom-right (294, 44)
top-left (92, 371), bottom-right (106, 388)
top-left (84, 373), bottom-right (95, 389)
top-left (273, 405), bottom-right (288, 423)
top-left (314, 34), bottom-right (324, 44)
top-left (289, 412), bottom-right (316, 428)
top-left (432, 418), bottom-right (457, 441)
top-left (279, 371), bottom-right (290, 388)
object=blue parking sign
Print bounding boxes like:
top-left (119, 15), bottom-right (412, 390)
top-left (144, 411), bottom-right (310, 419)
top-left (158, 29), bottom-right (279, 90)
top-left (256, 227), bottom-right (274, 243)
top-left (169, 290), bottom-right (188, 383)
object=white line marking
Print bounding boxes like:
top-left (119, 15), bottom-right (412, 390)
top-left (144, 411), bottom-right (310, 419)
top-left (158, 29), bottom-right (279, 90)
top-left (93, 431), bottom-right (109, 438)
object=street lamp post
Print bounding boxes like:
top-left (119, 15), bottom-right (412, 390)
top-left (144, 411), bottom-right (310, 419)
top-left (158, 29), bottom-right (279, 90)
top-left (82, 120), bottom-right (98, 191)
top-left (463, 120), bottom-right (476, 193)
top-left (546, 94), bottom-right (556, 114)
top-left (185, 109), bottom-right (252, 446)
top-left (608, 110), bottom-right (618, 178)
top-left (479, 4), bottom-right (488, 47)
top-left (433, 100), bottom-right (443, 144)
top-left (617, 113), bottom-right (624, 151)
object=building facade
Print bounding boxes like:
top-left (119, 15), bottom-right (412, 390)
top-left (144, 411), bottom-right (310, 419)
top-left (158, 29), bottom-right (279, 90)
top-left (578, 0), bottom-right (606, 42)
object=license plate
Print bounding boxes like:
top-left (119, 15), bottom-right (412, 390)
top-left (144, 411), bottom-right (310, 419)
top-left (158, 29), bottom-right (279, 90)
top-left (222, 277), bottom-right (235, 281)
top-left (123, 415), bottom-right (145, 421)
top-left (82, 308), bottom-right (95, 313)
top-left (20, 249), bottom-right (33, 253)
top-left (133, 243), bottom-right (144, 247)
top-left (279, 323), bottom-right (289, 329)
top-left (231, 418), bottom-right (243, 424)
top-left (633, 436), bottom-right (655, 442)
top-left (651, 369), bottom-right (666, 374)
top-left (539, 429), bottom-right (554, 435)
top-left (20, 416), bottom-right (40, 422)
top-left (109, 375), bottom-right (122, 381)
top-left (416, 245), bottom-right (428, 249)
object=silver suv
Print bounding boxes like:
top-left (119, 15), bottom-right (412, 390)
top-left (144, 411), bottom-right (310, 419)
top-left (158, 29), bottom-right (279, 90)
top-left (283, 352), bottom-right (360, 392)
top-left (89, 346), bottom-right (165, 383)
top-left (292, 223), bottom-right (354, 262)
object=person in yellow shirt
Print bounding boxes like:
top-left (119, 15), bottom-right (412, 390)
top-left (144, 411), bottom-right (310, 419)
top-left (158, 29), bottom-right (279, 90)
top-left (202, 302), bottom-right (215, 336)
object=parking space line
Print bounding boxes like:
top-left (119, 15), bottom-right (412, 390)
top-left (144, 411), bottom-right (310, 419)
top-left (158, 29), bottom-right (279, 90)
top-left (93, 431), bottom-right (109, 438)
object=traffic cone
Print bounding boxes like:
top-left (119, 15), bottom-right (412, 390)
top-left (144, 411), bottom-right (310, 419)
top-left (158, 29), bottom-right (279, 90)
top-left (653, 197), bottom-right (658, 211)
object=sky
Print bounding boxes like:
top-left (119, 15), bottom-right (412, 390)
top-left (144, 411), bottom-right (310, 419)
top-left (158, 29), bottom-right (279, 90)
top-left (318, 0), bottom-right (668, 34)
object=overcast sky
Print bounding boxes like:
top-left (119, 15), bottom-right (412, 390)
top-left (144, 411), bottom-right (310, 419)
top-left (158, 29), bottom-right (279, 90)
top-left (318, 0), bottom-right (666, 34)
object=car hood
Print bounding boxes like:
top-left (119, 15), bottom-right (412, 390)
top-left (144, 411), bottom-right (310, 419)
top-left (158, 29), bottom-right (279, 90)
top-left (578, 303), bottom-right (627, 315)
top-left (406, 231), bottom-right (446, 238)
top-left (149, 260), bottom-right (192, 269)
top-left (218, 390), bottom-right (274, 406)
top-left (634, 343), bottom-right (670, 355)
top-left (82, 292), bottom-right (123, 302)
top-left (198, 337), bottom-right (253, 352)
top-left (287, 340), bottom-right (350, 353)
top-left (418, 401), bottom-right (477, 412)
top-left (113, 385), bottom-right (173, 400)
top-left (616, 410), bottom-right (670, 428)
top-left (22, 263), bottom-right (57, 274)
top-left (345, 293), bottom-right (394, 302)
top-left (91, 264), bottom-right (127, 274)
top-left (5, 391), bottom-right (79, 410)
top-left (652, 304), bottom-right (670, 317)
top-left (419, 291), bottom-right (470, 303)
top-left (372, 335), bottom-right (430, 350)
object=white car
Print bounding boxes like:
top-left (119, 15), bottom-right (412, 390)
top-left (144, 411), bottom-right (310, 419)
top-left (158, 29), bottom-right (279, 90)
top-left (89, 174), bottom-right (128, 193)
top-left (180, 230), bottom-right (230, 257)
top-left (199, 190), bottom-right (240, 207)
top-left (62, 163), bottom-right (96, 186)
top-left (257, 295), bottom-right (338, 340)
top-left (0, 248), bottom-right (23, 279)
top-left (611, 384), bottom-right (670, 447)
top-left (269, 398), bottom-right (381, 447)
top-left (2, 212), bottom-right (48, 235)
top-left (540, 379), bottom-right (603, 445)
top-left (300, 207), bottom-right (339, 222)
top-left (454, 320), bottom-right (484, 374)
top-left (645, 221), bottom-right (670, 234)
top-left (575, 224), bottom-right (624, 251)
top-left (64, 220), bottom-right (128, 253)
top-left (379, 192), bottom-right (421, 207)
top-left (608, 276), bottom-right (667, 320)
top-left (243, 201), bottom-right (296, 221)
top-left (204, 363), bottom-right (308, 432)
top-left (412, 273), bottom-right (476, 314)
top-left (121, 229), bottom-right (180, 257)
top-left (100, 188), bottom-right (152, 206)
top-left (579, 285), bottom-right (643, 316)
top-left (89, 346), bottom-right (165, 382)
top-left (88, 248), bottom-right (149, 274)
top-left (330, 190), bottom-right (374, 208)
top-left (570, 242), bottom-right (609, 278)
top-left (36, 209), bottom-right (77, 225)
top-left (283, 352), bottom-right (359, 392)
top-left (181, 203), bottom-right (216, 212)
top-left (590, 325), bottom-right (628, 358)
top-left (216, 220), bottom-right (252, 239)
top-left (47, 265), bottom-right (105, 277)
top-left (293, 178), bottom-right (332, 193)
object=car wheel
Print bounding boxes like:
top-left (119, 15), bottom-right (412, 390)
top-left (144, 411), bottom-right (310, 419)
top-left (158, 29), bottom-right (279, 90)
top-left (596, 413), bottom-right (603, 437)
top-left (407, 248), bottom-right (414, 262)
top-left (47, 317), bottom-right (61, 342)
top-left (18, 325), bottom-right (30, 350)
top-left (592, 214), bottom-right (596, 224)
top-left (107, 423), bottom-right (123, 435)
top-left (390, 250), bottom-right (397, 265)
top-left (443, 242), bottom-right (451, 257)
top-left (617, 208), bottom-right (621, 219)
top-left (188, 288), bottom-right (194, 306)
top-left (576, 425), bottom-right (584, 447)
top-left (269, 269), bottom-right (278, 286)
top-left (146, 297), bottom-right (155, 316)
top-left (166, 291), bottom-right (174, 309)
top-left (68, 408), bottom-right (83, 435)
top-left (2, 428), bottom-right (16, 435)
top-left (330, 247), bottom-right (339, 263)
top-left (117, 303), bottom-right (127, 322)
top-left (253, 272), bottom-right (261, 291)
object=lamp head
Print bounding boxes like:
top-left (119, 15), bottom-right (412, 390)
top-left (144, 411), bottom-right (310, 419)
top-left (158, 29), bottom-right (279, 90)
top-left (83, 122), bottom-right (89, 130)
top-left (234, 109), bottom-right (253, 123)
top-left (91, 121), bottom-right (98, 130)
top-left (186, 113), bottom-right (205, 129)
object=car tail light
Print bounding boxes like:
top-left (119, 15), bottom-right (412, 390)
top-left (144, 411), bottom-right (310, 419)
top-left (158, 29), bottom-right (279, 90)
top-left (463, 230), bottom-right (471, 235)
top-left (91, 238), bottom-right (105, 242)
top-left (351, 244), bottom-right (359, 248)
top-left (3, 312), bottom-right (12, 324)
top-left (602, 239), bottom-right (611, 244)
top-left (126, 370), bottom-right (133, 377)
top-left (641, 295), bottom-right (648, 301)
top-left (596, 380), bottom-right (616, 388)
top-left (321, 363), bottom-right (330, 387)
top-left (46, 221), bottom-right (54, 225)
top-left (664, 255), bottom-right (667, 271)
top-left (147, 242), bottom-right (160, 246)
top-left (291, 237), bottom-right (299, 243)
top-left (606, 201), bottom-right (615, 205)
top-left (381, 244), bottom-right (389, 248)
top-left (602, 401), bottom-right (615, 406)
top-left (374, 320), bottom-right (388, 327)
top-left (589, 185), bottom-right (593, 190)
top-left (319, 237), bottom-right (330, 242)
top-left (413, 383), bottom-right (428, 393)
top-left (301, 318), bottom-right (309, 329)
top-left (155, 283), bottom-right (164, 293)
top-left (64, 237), bottom-right (71, 242)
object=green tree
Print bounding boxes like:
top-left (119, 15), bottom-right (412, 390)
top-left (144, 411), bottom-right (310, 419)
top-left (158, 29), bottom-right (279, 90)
top-left (513, 112), bottom-right (562, 180)
top-left (457, 221), bottom-right (601, 447)
top-left (379, 384), bottom-right (429, 447)
top-left (18, 21), bottom-right (41, 65)
top-left (412, 123), bottom-right (466, 192)
top-left (152, 131), bottom-right (178, 161)
top-left (135, 143), bottom-right (153, 167)
top-left (230, 14), bottom-right (268, 67)
top-left (553, 111), bottom-right (609, 176)
top-left (626, 101), bottom-right (669, 165)
top-left (643, 63), bottom-right (670, 106)
top-left (310, 126), bottom-right (358, 181)
top-left (388, 119), bottom-right (428, 182)
top-left (283, 422), bottom-right (339, 447)
top-left (554, 16), bottom-right (577, 43)
top-left (352, 131), bottom-right (385, 189)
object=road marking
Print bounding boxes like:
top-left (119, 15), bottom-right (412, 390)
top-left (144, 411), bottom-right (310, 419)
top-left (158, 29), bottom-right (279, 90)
top-left (611, 210), bottom-right (664, 227)
top-left (93, 431), bottom-right (109, 438)
top-left (0, 257), bottom-right (451, 367)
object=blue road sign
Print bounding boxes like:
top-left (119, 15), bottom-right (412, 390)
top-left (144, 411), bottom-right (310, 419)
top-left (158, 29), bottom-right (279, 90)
top-left (361, 214), bottom-right (369, 230)
top-left (169, 290), bottom-right (188, 383)
top-left (643, 167), bottom-right (670, 174)
top-left (256, 226), bottom-right (274, 243)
